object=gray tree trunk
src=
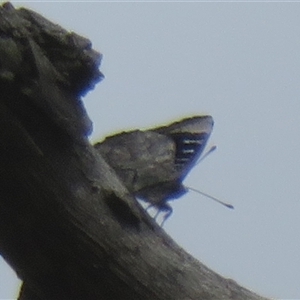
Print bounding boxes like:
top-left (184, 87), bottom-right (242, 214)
top-left (0, 3), bottom-right (269, 300)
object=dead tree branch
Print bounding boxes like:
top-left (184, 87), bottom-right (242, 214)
top-left (0, 3), bottom-right (269, 300)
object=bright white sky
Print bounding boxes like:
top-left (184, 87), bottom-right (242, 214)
top-left (1, 2), bottom-right (300, 299)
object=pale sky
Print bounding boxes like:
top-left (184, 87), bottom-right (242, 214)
top-left (1, 2), bottom-right (300, 299)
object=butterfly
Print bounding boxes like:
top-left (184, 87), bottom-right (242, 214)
top-left (95, 116), bottom-right (228, 224)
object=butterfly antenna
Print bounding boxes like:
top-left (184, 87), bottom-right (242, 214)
top-left (187, 186), bottom-right (234, 209)
top-left (196, 145), bottom-right (217, 165)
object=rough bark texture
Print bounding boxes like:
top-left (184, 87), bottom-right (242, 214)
top-left (0, 3), bottom-right (269, 300)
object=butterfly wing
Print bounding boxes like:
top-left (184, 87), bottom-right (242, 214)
top-left (154, 116), bottom-right (214, 181)
top-left (94, 115), bottom-right (213, 219)
top-left (94, 130), bottom-right (178, 197)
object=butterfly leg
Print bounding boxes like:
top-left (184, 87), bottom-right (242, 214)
top-left (159, 204), bottom-right (173, 227)
top-left (145, 203), bottom-right (154, 211)
top-left (145, 203), bottom-right (172, 227)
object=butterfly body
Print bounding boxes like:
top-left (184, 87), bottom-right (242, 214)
top-left (95, 115), bottom-right (213, 223)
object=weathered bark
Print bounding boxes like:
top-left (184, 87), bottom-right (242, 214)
top-left (0, 3), bottom-right (269, 300)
